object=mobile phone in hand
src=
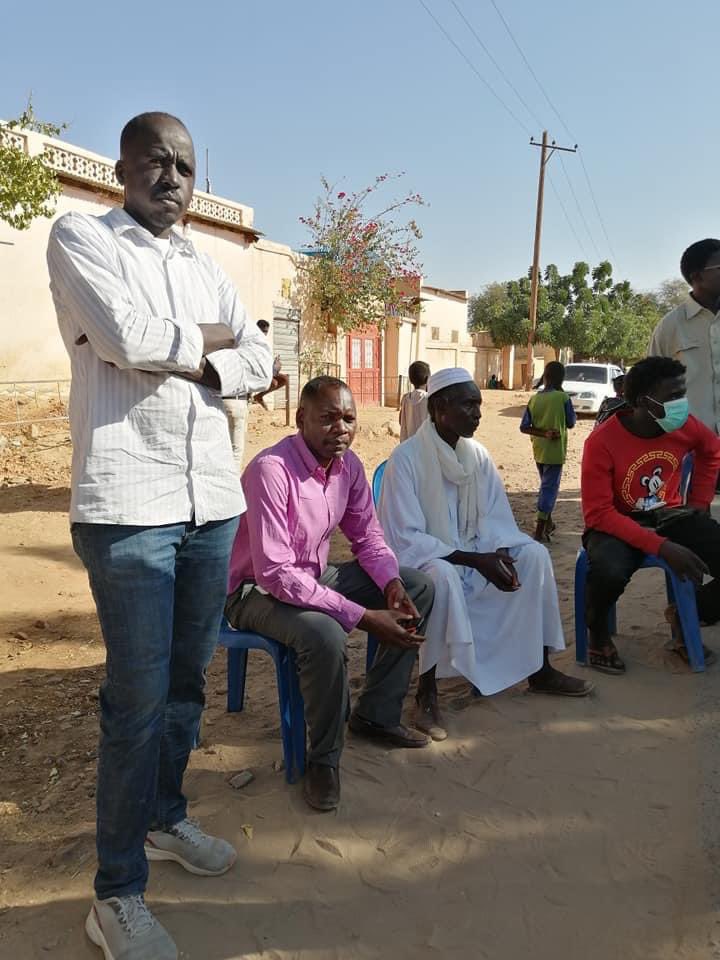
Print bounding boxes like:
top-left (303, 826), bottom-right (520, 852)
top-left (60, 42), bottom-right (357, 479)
top-left (497, 557), bottom-right (520, 588)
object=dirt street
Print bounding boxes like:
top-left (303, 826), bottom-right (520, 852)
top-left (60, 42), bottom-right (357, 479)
top-left (1, 390), bottom-right (718, 960)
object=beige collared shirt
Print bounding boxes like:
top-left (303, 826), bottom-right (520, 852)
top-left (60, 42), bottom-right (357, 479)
top-left (648, 297), bottom-right (720, 433)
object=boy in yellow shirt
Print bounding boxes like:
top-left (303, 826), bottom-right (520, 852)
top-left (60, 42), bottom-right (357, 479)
top-left (520, 361), bottom-right (576, 542)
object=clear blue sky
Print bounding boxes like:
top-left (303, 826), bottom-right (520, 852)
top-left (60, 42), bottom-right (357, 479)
top-left (2, 0), bottom-right (717, 293)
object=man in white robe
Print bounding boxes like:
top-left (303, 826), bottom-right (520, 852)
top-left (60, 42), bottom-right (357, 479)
top-left (378, 368), bottom-right (593, 739)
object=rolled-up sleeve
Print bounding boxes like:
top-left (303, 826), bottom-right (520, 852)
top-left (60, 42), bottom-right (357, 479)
top-left (245, 457), bottom-right (366, 631)
top-left (47, 213), bottom-right (204, 372)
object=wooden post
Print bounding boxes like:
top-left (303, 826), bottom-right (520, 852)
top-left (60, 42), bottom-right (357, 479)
top-left (524, 133), bottom-right (578, 390)
top-left (525, 130), bottom-right (548, 390)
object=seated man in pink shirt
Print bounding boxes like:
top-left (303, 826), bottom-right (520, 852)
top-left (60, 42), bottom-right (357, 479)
top-left (226, 376), bottom-right (434, 812)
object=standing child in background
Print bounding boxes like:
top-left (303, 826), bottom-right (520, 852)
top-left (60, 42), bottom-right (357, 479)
top-left (520, 360), bottom-right (576, 542)
top-left (399, 361), bottom-right (430, 441)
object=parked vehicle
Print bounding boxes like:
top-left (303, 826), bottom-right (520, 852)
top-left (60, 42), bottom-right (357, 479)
top-left (561, 363), bottom-right (624, 414)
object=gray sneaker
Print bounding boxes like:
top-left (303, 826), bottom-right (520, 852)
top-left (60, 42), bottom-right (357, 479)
top-left (145, 817), bottom-right (237, 876)
top-left (85, 895), bottom-right (177, 960)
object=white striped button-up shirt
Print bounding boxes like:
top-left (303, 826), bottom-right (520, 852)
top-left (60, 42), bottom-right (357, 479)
top-left (47, 207), bottom-right (273, 526)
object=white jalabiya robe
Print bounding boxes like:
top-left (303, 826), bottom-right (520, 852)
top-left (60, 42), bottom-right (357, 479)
top-left (378, 435), bottom-right (565, 695)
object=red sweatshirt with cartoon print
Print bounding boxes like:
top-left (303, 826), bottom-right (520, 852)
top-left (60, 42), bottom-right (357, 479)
top-left (581, 412), bottom-right (720, 555)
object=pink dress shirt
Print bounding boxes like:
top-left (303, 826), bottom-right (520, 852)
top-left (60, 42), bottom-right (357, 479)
top-left (228, 433), bottom-right (400, 632)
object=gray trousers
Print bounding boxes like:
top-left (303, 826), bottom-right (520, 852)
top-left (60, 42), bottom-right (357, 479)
top-left (225, 562), bottom-right (434, 767)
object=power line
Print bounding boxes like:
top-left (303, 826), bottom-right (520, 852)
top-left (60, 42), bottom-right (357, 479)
top-left (421, 0), bottom-right (587, 255)
top-left (487, 0), bottom-right (574, 143)
top-left (448, 0), bottom-right (544, 130)
top-left (418, 0), bottom-right (600, 297)
top-left (558, 154), bottom-right (601, 260)
top-left (578, 151), bottom-right (619, 267)
top-left (416, 0), bottom-right (532, 136)
top-left (547, 171), bottom-right (589, 261)
top-left (544, 151), bottom-right (588, 258)
top-left (442, 0), bottom-right (608, 270)
top-left (488, 0), bottom-right (620, 270)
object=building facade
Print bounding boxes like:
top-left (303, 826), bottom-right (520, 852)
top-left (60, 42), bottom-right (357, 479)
top-left (1, 127), bottom-right (485, 409)
top-left (0, 127), bottom-right (302, 403)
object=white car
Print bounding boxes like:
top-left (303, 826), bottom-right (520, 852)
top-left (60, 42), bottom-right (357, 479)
top-left (561, 363), bottom-right (624, 415)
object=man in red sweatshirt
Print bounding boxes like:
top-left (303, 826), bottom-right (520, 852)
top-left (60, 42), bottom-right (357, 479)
top-left (581, 355), bottom-right (720, 675)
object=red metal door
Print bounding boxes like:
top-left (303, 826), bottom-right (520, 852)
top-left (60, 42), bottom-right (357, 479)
top-left (346, 329), bottom-right (380, 404)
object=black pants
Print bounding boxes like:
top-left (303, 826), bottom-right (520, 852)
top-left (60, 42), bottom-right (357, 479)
top-left (584, 507), bottom-right (720, 636)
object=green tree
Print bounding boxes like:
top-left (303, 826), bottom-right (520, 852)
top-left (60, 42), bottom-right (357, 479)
top-left (468, 282), bottom-right (517, 342)
top-left (0, 99), bottom-right (66, 230)
top-left (593, 285), bottom-right (660, 362)
top-left (537, 262), bottom-right (597, 356)
top-left (470, 259), bottom-right (662, 364)
top-left (651, 277), bottom-right (688, 314)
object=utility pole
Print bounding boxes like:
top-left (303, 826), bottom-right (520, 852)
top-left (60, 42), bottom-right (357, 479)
top-left (524, 131), bottom-right (577, 389)
top-left (205, 148), bottom-right (212, 194)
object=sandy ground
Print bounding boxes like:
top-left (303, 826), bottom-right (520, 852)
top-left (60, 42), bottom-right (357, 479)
top-left (2, 390), bottom-right (720, 960)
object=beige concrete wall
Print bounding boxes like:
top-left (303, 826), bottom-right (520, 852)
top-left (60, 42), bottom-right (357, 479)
top-left (384, 315), bottom-right (419, 385)
top-left (474, 347), bottom-right (503, 386)
top-left (425, 345), bottom-right (457, 370)
top-left (420, 287), bottom-right (467, 343)
top-left (0, 186), bottom-right (300, 384)
top-left (418, 286), bottom-right (476, 377)
top-left (0, 184), bottom-right (114, 381)
top-left (398, 317), bottom-right (416, 379)
top-left (511, 344), bottom-right (558, 389)
top-left (187, 223), bottom-right (300, 330)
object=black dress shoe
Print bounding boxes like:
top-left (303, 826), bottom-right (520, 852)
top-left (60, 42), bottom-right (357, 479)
top-left (348, 712), bottom-right (430, 748)
top-left (303, 762), bottom-right (340, 812)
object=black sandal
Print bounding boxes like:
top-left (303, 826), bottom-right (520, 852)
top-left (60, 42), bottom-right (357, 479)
top-left (588, 647), bottom-right (626, 675)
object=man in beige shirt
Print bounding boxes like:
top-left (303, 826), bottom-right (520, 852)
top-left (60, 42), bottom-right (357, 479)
top-left (648, 239), bottom-right (720, 433)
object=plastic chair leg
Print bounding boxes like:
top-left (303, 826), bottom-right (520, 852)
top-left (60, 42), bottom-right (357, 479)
top-left (574, 550), bottom-right (589, 664)
top-left (286, 652), bottom-right (306, 780)
top-left (227, 648), bottom-right (249, 713)
top-left (273, 650), bottom-right (298, 784)
top-left (674, 578), bottom-right (705, 673)
top-left (575, 548), bottom-right (617, 664)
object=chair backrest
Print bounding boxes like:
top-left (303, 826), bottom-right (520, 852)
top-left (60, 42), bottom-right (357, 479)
top-left (679, 452), bottom-right (693, 505)
top-left (371, 460), bottom-right (388, 507)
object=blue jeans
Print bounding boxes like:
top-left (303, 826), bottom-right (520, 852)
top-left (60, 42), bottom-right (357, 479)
top-left (72, 516), bottom-right (239, 900)
top-left (536, 462), bottom-right (563, 519)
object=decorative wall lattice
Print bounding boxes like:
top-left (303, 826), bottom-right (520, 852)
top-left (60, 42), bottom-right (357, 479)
top-left (44, 145), bottom-right (121, 192)
top-left (6, 130), bottom-right (254, 232)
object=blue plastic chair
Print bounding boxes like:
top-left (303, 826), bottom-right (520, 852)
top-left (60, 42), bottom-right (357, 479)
top-left (372, 460), bottom-right (387, 507)
top-left (574, 549), bottom-right (705, 672)
top-left (679, 452), bottom-right (694, 503)
top-left (217, 617), bottom-right (306, 783)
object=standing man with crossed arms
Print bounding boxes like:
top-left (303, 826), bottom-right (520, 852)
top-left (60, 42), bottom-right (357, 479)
top-left (47, 111), bottom-right (272, 960)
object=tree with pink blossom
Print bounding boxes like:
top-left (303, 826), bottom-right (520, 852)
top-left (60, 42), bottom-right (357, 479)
top-left (299, 173), bottom-right (425, 332)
